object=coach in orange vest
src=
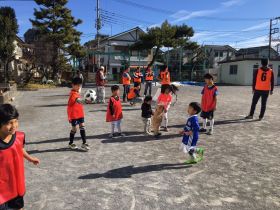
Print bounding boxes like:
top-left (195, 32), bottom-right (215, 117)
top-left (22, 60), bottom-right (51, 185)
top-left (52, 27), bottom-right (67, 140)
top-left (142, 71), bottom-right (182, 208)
top-left (122, 66), bottom-right (131, 102)
top-left (246, 58), bottom-right (274, 120)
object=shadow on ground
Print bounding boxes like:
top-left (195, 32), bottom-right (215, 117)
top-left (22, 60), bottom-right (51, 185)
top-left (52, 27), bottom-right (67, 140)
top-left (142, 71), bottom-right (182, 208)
top-left (78, 163), bottom-right (192, 179)
top-left (101, 133), bottom-right (180, 144)
top-left (27, 147), bottom-right (87, 155)
top-left (26, 132), bottom-right (143, 145)
top-left (169, 118), bottom-right (259, 128)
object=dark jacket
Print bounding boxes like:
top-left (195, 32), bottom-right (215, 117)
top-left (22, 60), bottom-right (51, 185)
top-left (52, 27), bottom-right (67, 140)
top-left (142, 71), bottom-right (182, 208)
top-left (141, 102), bottom-right (153, 118)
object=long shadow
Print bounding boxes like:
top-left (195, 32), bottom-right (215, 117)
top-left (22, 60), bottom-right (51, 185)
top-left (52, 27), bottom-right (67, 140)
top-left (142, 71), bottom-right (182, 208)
top-left (26, 132), bottom-right (143, 145)
top-left (27, 147), bottom-right (87, 155)
top-left (168, 118), bottom-right (259, 129)
top-left (101, 133), bottom-right (180, 144)
top-left (89, 108), bottom-right (140, 112)
top-left (40, 94), bottom-right (69, 97)
top-left (78, 163), bottom-right (192, 179)
top-left (34, 104), bottom-right (67, 107)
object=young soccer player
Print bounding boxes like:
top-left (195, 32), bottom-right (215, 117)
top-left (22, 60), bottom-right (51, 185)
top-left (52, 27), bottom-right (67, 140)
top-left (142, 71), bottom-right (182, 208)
top-left (0, 104), bottom-right (40, 210)
top-left (141, 96), bottom-right (154, 135)
top-left (157, 84), bottom-right (179, 132)
top-left (106, 85), bottom-right (125, 138)
top-left (152, 104), bottom-right (165, 138)
top-left (179, 102), bottom-right (204, 164)
top-left (200, 73), bottom-right (218, 135)
top-left (67, 77), bottom-right (89, 150)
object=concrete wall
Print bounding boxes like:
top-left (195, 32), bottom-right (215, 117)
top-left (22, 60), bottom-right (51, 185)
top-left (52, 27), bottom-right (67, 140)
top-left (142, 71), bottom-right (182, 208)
top-left (219, 60), bottom-right (279, 85)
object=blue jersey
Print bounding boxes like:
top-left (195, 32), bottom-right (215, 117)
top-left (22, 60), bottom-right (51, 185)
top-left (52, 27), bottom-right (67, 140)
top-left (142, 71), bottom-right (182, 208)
top-left (182, 115), bottom-right (200, 149)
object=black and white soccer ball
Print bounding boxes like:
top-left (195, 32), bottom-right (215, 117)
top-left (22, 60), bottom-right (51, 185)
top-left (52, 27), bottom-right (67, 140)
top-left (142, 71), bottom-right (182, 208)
top-left (84, 89), bottom-right (97, 104)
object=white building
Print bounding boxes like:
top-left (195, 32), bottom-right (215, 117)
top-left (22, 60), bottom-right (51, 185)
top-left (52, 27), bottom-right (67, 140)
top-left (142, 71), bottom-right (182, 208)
top-left (219, 59), bottom-right (280, 85)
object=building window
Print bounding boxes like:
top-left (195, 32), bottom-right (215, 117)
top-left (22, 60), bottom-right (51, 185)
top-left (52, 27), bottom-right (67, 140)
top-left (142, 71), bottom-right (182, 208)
top-left (278, 65), bottom-right (280, 77)
top-left (229, 65), bottom-right (238, 75)
top-left (215, 52), bottom-right (219, 57)
top-left (220, 52), bottom-right (223, 57)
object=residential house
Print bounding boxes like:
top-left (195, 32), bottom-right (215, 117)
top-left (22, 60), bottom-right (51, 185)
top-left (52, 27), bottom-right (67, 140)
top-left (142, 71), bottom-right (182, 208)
top-left (85, 27), bottom-right (153, 81)
top-left (235, 46), bottom-right (278, 60)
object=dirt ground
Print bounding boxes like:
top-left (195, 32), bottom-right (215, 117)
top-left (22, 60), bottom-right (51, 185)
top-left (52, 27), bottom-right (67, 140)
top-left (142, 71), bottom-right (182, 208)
top-left (13, 85), bottom-right (280, 210)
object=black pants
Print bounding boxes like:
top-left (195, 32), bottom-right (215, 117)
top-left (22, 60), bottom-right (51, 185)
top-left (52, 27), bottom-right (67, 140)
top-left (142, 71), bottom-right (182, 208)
top-left (249, 90), bottom-right (269, 118)
top-left (144, 81), bottom-right (152, 96)
top-left (123, 85), bottom-right (130, 102)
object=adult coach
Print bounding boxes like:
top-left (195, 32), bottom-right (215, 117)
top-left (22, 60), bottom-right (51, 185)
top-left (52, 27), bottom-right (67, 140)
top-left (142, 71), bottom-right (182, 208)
top-left (245, 58), bottom-right (274, 120)
top-left (96, 66), bottom-right (106, 104)
top-left (122, 67), bottom-right (131, 102)
top-left (144, 66), bottom-right (154, 96)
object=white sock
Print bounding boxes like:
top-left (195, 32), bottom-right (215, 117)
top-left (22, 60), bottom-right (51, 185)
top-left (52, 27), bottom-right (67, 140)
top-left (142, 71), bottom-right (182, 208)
top-left (117, 121), bottom-right (121, 133)
top-left (203, 119), bottom-right (208, 129)
top-left (210, 119), bottom-right (214, 130)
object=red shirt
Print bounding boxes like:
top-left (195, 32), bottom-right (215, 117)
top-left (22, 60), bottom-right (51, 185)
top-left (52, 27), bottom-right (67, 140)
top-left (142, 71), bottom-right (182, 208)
top-left (0, 132), bottom-right (25, 205)
top-left (67, 90), bottom-right (84, 121)
top-left (106, 96), bottom-right (123, 122)
top-left (201, 85), bottom-right (218, 112)
top-left (157, 93), bottom-right (172, 110)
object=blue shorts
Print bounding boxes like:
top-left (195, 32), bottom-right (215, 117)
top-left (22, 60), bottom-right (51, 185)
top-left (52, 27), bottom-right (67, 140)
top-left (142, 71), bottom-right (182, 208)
top-left (70, 118), bottom-right (84, 127)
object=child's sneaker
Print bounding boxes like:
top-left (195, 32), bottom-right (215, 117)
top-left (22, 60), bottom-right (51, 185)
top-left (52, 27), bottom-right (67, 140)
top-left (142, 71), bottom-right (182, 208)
top-left (81, 143), bottom-right (90, 151)
top-left (118, 132), bottom-right (126, 137)
top-left (185, 158), bottom-right (197, 164)
top-left (162, 127), bottom-right (169, 132)
top-left (109, 133), bottom-right (116, 138)
top-left (207, 129), bottom-right (213, 135)
top-left (69, 143), bottom-right (78, 150)
top-left (199, 128), bottom-right (207, 133)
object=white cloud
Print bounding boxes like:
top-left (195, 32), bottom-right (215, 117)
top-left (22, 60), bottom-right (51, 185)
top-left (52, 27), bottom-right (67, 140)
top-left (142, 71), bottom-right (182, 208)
top-left (171, 0), bottom-right (244, 23)
top-left (242, 22), bottom-right (269, 32)
top-left (231, 35), bottom-right (269, 48)
top-left (221, 0), bottom-right (243, 7)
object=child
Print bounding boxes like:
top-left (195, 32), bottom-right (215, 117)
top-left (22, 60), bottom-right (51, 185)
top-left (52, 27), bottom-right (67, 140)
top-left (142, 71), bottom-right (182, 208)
top-left (67, 77), bottom-right (89, 150)
top-left (157, 84), bottom-right (179, 132)
top-left (106, 85), bottom-right (125, 138)
top-left (122, 67), bottom-right (131, 102)
top-left (180, 102), bottom-right (204, 164)
top-left (141, 96), bottom-right (154, 135)
top-left (127, 83), bottom-right (142, 106)
top-left (0, 104), bottom-right (40, 210)
top-left (152, 104), bottom-right (165, 138)
top-left (200, 73), bottom-right (218, 135)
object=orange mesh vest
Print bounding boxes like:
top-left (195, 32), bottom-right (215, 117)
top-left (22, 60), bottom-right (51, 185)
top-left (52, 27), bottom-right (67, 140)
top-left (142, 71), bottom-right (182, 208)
top-left (255, 68), bottom-right (272, 91)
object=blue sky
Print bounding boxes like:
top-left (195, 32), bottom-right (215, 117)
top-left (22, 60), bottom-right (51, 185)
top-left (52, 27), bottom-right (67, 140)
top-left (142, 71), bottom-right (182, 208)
top-left (0, 0), bottom-right (279, 49)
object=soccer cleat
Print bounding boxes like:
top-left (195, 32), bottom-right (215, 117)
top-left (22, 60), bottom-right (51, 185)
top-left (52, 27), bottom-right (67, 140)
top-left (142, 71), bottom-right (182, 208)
top-left (69, 143), bottom-right (78, 150)
top-left (109, 133), bottom-right (115, 138)
top-left (196, 148), bottom-right (205, 157)
top-left (245, 115), bottom-right (253, 120)
top-left (185, 158), bottom-right (197, 164)
top-left (199, 128), bottom-right (207, 133)
top-left (258, 117), bottom-right (263, 121)
top-left (81, 143), bottom-right (90, 151)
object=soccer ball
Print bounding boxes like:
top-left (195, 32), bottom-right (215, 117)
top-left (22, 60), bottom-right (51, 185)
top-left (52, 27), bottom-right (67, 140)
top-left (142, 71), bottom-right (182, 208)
top-left (84, 89), bottom-right (97, 104)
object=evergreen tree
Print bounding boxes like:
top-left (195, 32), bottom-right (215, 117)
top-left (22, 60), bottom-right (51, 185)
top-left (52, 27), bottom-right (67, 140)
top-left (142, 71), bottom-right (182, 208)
top-left (0, 7), bottom-right (19, 83)
top-left (133, 20), bottom-right (198, 68)
top-left (30, 0), bottom-right (85, 78)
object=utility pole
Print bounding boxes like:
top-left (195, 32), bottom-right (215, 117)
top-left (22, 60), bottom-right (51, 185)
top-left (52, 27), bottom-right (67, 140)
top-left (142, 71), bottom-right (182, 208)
top-left (96, 0), bottom-right (101, 68)
top-left (268, 17), bottom-right (280, 59)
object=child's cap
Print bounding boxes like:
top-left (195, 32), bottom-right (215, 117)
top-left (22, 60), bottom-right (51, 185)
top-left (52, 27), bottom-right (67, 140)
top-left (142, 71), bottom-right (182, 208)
top-left (204, 73), bottom-right (213, 80)
top-left (0, 104), bottom-right (19, 126)
top-left (72, 77), bottom-right (83, 85)
top-left (189, 102), bottom-right (201, 114)
top-left (144, 95), bottom-right (152, 102)
top-left (111, 85), bottom-right (119, 92)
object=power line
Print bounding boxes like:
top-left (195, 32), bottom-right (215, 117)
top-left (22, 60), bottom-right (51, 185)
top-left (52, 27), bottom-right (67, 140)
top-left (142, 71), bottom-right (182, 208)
top-left (110, 0), bottom-right (270, 22)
